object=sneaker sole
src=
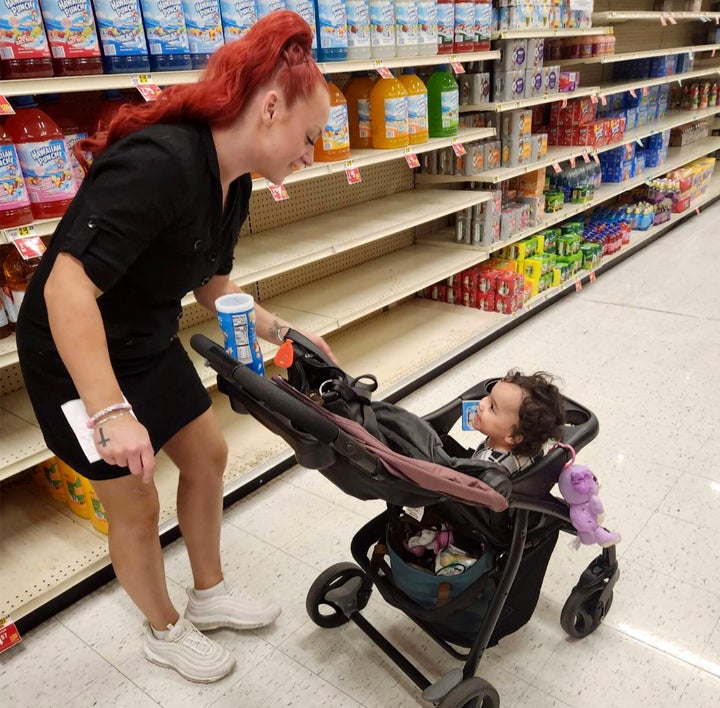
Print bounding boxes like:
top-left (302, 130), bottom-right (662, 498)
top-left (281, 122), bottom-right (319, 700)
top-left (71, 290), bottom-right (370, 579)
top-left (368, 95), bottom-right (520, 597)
top-left (144, 650), bottom-right (236, 683)
top-left (186, 615), bottom-right (279, 631)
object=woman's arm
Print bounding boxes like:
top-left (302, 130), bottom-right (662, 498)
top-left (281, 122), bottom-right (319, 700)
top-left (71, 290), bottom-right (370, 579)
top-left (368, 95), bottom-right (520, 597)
top-left (44, 253), bottom-right (156, 481)
top-left (194, 274), bottom-right (337, 361)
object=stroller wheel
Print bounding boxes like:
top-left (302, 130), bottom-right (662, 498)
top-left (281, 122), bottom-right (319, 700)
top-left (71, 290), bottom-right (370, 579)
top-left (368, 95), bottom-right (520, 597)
top-left (437, 677), bottom-right (500, 708)
top-left (560, 587), bottom-right (614, 639)
top-left (306, 562), bottom-right (372, 629)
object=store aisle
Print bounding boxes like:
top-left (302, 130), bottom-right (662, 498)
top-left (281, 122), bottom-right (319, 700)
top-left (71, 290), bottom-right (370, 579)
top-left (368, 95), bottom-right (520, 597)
top-left (2, 209), bottom-right (719, 708)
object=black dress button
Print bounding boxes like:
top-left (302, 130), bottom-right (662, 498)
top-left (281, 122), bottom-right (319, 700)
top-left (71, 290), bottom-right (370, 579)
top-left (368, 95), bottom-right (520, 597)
top-left (208, 251), bottom-right (217, 262)
top-left (123, 338), bottom-right (135, 347)
top-left (87, 217), bottom-right (99, 229)
top-left (200, 276), bottom-right (210, 285)
top-left (193, 239), bottom-right (203, 251)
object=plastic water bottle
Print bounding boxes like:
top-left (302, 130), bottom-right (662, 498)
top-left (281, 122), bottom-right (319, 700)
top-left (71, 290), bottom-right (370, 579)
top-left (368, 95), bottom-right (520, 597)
top-left (0, 0), bottom-right (54, 79)
top-left (369, 0), bottom-right (395, 58)
top-left (416, 0), bottom-right (437, 56)
top-left (395, 0), bottom-right (419, 57)
top-left (181, 0), bottom-right (225, 69)
top-left (219, 0), bottom-right (257, 43)
top-left (345, 0), bottom-right (371, 60)
top-left (91, 0), bottom-right (151, 73)
top-left (314, 0), bottom-right (348, 61)
top-left (38, 0), bottom-right (103, 75)
top-left (139, 0), bottom-right (193, 71)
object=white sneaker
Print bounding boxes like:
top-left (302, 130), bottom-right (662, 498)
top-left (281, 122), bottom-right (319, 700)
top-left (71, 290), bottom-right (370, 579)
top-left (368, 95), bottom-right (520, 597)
top-left (184, 583), bottom-right (281, 631)
top-left (143, 618), bottom-right (235, 683)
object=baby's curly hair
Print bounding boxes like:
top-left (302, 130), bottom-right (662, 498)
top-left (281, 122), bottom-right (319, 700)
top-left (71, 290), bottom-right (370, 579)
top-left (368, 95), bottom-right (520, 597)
top-left (504, 370), bottom-right (565, 457)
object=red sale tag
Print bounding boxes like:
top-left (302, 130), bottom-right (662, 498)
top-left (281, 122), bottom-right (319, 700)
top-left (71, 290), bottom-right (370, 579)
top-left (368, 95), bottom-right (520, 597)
top-left (0, 616), bottom-right (22, 655)
top-left (132, 74), bottom-right (162, 101)
top-left (575, 279), bottom-right (583, 292)
top-left (582, 149), bottom-right (590, 163)
top-left (404, 148), bottom-right (420, 168)
top-left (713, 49), bottom-right (717, 58)
top-left (561, 97), bottom-right (568, 108)
top-left (450, 60), bottom-right (465, 75)
top-left (374, 60), bottom-right (393, 79)
top-left (345, 160), bottom-right (362, 184)
top-left (451, 139), bottom-right (466, 157)
top-left (552, 162), bottom-right (562, 173)
top-left (592, 152), bottom-right (600, 163)
top-left (660, 14), bottom-right (667, 26)
top-left (669, 15), bottom-right (677, 25)
top-left (696, 207), bottom-right (701, 216)
top-left (642, 86), bottom-right (648, 96)
top-left (267, 182), bottom-right (289, 201)
top-left (590, 93), bottom-right (598, 104)
top-left (589, 271), bottom-right (597, 283)
top-left (570, 156), bottom-right (576, 168)
top-left (0, 95), bottom-right (14, 116)
top-left (12, 235), bottom-right (45, 259)
top-left (630, 88), bottom-right (637, 98)
top-left (600, 95), bottom-right (607, 106)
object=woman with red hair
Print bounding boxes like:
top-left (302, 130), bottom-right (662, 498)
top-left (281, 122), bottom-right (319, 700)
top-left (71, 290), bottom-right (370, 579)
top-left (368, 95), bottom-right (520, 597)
top-left (16, 11), bottom-right (332, 683)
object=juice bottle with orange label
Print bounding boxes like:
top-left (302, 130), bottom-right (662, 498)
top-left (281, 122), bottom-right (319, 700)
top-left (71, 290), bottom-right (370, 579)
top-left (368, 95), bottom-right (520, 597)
top-left (398, 68), bottom-right (428, 145)
top-left (314, 78), bottom-right (351, 162)
top-left (344, 72), bottom-right (376, 149)
top-left (370, 73), bottom-right (409, 149)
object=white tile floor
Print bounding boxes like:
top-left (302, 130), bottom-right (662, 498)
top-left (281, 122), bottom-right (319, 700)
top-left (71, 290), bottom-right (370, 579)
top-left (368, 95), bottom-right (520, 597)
top-left (2, 208), bottom-right (720, 707)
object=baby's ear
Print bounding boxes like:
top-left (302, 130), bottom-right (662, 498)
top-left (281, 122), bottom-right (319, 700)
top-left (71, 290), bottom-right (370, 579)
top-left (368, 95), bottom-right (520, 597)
top-left (507, 430), bottom-right (523, 447)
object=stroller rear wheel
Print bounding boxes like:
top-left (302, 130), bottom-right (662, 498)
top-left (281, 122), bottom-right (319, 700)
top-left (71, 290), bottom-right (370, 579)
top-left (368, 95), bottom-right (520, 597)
top-left (306, 562), bottom-right (373, 628)
top-left (560, 587), bottom-right (614, 638)
top-left (438, 677), bottom-right (500, 708)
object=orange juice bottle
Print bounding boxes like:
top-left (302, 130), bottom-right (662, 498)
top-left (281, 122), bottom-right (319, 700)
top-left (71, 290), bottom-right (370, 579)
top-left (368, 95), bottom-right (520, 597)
top-left (84, 478), bottom-right (109, 534)
top-left (370, 74), bottom-right (409, 149)
top-left (314, 78), bottom-right (351, 163)
top-left (398, 68), bottom-right (428, 145)
top-left (344, 72), bottom-right (376, 149)
top-left (58, 458), bottom-right (90, 519)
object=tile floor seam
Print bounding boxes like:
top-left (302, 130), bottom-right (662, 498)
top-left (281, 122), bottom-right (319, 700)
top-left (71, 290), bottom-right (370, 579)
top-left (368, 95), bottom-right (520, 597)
top-left (581, 297), bottom-right (720, 323)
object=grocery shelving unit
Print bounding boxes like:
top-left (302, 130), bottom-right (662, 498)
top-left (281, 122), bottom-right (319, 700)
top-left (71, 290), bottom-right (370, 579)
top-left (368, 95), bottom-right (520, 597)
top-left (3, 0), bottom-right (720, 632)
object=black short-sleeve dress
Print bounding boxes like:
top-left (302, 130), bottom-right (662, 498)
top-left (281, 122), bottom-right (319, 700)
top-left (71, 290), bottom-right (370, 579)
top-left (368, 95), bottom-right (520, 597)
top-left (16, 122), bottom-right (252, 480)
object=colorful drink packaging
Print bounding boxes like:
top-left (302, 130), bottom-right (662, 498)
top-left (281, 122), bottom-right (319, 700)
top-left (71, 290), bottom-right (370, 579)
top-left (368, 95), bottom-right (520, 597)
top-left (427, 65), bottom-right (459, 138)
top-left (40, 94), bottom-right (89, 185)
top-left (0, 0), bottom-right (54, 78)
top-left (286, 0), bottom-right (317, 57)
top-left (38, 0), bottom-right (103, 75)
top-left (416, 0), bottom-right (437, 56)
top-left (219, 0), bottom-right (257, 44)
top-left (313, 0), bottom-right (347, 61)
top-left (370, 73), bottom-right (409, 148)
top-left (91, 0), bottom-right (151, 73)
top-left (395, 0), bottom-right (419, 57)
top-left (314, 78), bottom-right (350, 161)
top-left (181, 0), bottom-right (225, 69)
top-left (345, 0), bottom-right (371, 60)
top-left (344, 71), bottom-right (376, 149)
top-left (215, 293), bottom-right (265, 375)
top-left (34, 457), bottom-right (67, 504)
top-left (139, 0), bottom-right (193, 71)
top-left (4, 96), bottom-right (78, 219)
top-left (369, 0), bottom-right (395, 59)
top-left (0, 128), bottom-right (33, 229)
top-left (398, 67), bottom-right (428, 145)
top-left (57, 458), bottom-right (90, 519)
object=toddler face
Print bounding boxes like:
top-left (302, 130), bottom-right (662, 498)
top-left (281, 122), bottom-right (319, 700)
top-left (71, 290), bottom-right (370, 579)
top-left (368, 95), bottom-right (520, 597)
top-left (471, 381), bottom-right (524, 448)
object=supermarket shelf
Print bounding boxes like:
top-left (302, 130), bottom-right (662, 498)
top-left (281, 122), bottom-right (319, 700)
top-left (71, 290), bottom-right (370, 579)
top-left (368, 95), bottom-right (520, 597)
top-left (417, 136), bottom-right (720, 252)
top-left (257, 127), bottom-right (496, 191)
top-left (9, 168), bottom-right (720, 625)
top-left (597, 66), bottom-right (720, 99)
top-left (593, 11), bottom-right (720, 23)
top-left (0, 129), bottom-right (496, 247)
top-left (0, 52), bottom-right (501, 98)
top-left (554, 44), bottom-right (720, 67)
top-left (417, 106), bottom-right (720, 185)
top-left (492, 27), bottom-right (614, 40)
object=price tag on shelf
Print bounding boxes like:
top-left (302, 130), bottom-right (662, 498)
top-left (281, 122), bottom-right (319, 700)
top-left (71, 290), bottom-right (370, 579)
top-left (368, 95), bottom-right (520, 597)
top-left (592, 152), bottom-right (600, 164)
top-left (600, 95), bottom-right (607, 106)
top-left (449, 56), bottom-right (465, 74)
top-left (552, 162), bottom-right (562, 173)
top-left (630, 88), bottom-right (637, 98)
top-left (0, 615), bottom-right (22, 655)
top-left (345, 159), bottom-right (362, 184)
top-left (374, 61), bottom-right (393, 79)
top-left (589, 271), bottom-right (597, 283)
top-left (713, 48), bottom-right (717, 58)
top-left (450, 139), bottom-right (466, 157)
top-left (561, 97), bottom-right (568, 108)
top-left (266, 181), bottom-right (289, 201)
top-left (590, 93), bottom-right (598, 104)
top-left (132, 74), bottom-right (162, 101)
top-left (660, 13), bottom-right (667, 26)
top-left (0, 95), bottom-right (14, 116)
top-left (404, 147), bottom-right (420, 168)
top-left (696, 207), bottom-right (701, 216)
top-left (582, 149), bottom-right (590, 164)
top-left (569, 156), bottom-right (576, 168)
top-left (668, 15), bottom-right (677, 25)
top-left (636, 138), bottom-right (644, 147)
top-left (5, 225), bottom-right (46, 259)
top-left (642, 86), bottom-right (649, 96)
top-left (574, 279), bottom-right (583, 292)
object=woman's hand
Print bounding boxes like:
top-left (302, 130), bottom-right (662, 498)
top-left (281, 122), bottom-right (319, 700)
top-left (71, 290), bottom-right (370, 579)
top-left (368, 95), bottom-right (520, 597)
top-left (293, 328), bottom-right (338, 364)
top-left (93, 414), bottom-right (156, 483)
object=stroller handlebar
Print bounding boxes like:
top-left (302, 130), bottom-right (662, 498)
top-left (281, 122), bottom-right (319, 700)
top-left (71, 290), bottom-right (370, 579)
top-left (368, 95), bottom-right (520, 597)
top-left (190, 334), bottom-right (340, 445)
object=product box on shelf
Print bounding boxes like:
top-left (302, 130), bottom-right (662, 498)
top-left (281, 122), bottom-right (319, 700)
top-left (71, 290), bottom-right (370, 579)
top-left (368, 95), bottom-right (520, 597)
top-left (538, 227), bottom-right (559, 254)
top-left (530, 133), bottom-right (548, 161)
top-left (525, 67), bottom-right (545, 98)
top-left (559, 71), bottom-right (580, 93)
top-left (544, 65), bottom-right (560, 95)
top-left (494, 70), bottom-right (527, 102)
top-left (498, 38), bottom-right (529, 72)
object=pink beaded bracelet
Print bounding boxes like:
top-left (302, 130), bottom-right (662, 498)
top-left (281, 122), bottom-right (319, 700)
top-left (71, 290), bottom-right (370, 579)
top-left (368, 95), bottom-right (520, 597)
top-left (87, 402), bottom-right (133, 429)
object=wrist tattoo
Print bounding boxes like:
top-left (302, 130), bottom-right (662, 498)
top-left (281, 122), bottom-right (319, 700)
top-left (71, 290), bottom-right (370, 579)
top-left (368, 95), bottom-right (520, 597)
top-left (98, 427), bottom-right (110, 447)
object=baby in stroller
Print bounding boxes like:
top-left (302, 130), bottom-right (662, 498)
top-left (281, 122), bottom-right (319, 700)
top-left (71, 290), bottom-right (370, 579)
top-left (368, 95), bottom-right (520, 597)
top-left (470, 370), bottom-right (565, 477)
top-left (192, 331), bottom-right (619, 708)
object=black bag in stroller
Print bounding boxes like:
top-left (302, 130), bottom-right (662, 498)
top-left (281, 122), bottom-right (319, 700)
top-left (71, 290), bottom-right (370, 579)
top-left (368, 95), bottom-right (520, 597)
top-left (192, 331), bottom-right (619, 708)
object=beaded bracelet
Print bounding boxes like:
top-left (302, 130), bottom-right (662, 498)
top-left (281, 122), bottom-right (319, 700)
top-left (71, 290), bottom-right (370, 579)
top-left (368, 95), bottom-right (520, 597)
top-left (92, 410), bottom-right (133, 428)
top-left (87, 402), bottom-right (133, 429)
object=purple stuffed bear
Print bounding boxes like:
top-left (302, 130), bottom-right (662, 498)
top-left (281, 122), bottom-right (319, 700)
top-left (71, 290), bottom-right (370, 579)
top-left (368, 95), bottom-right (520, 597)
top-left (558, 465), bottom-right (621, 549)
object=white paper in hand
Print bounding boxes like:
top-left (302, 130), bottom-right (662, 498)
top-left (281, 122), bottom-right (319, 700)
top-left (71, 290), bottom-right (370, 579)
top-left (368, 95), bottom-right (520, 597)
top-left (61, 398), bottom-right (101, 463)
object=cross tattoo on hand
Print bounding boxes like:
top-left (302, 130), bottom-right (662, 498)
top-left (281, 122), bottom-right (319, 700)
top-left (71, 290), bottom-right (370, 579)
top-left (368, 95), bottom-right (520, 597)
top-left (98, 427), bottom-right (110, 448)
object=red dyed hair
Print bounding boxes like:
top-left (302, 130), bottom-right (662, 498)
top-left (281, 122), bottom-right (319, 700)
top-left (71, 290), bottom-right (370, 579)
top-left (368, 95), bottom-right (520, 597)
top-left (76, 10), bottom-right (324, 171)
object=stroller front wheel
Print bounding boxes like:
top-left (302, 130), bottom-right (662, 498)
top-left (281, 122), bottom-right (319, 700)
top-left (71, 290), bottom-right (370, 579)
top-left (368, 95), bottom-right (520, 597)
top-left (437, 677), bottom-right (500, 708)
top-left (560, 587), bottom-right (614, 638)
top-left (306, 562), bottom-right (373, 628)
